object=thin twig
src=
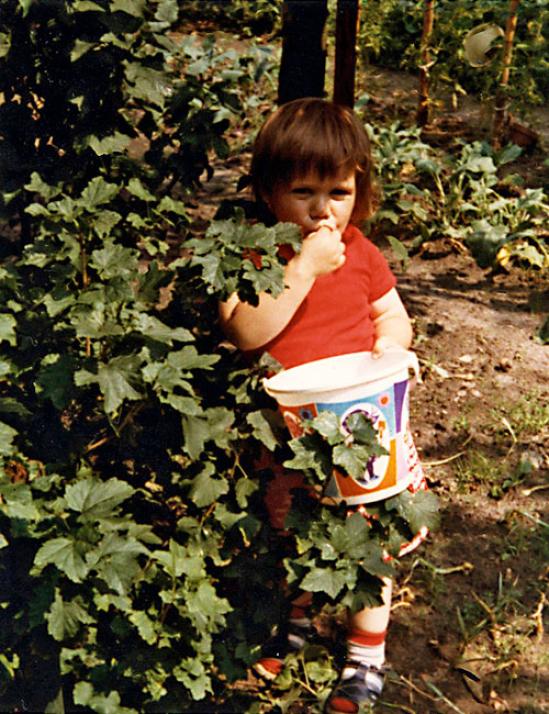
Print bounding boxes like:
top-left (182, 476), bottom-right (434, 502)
top-left (379, 700), bottom-right (417, 714)
top-left (423, 435), bottom-right (473, 466)
top-left (423, 451), bottom-right (466, 466)
top-left (425, 681), bottom-right (467, 714)
top-left (396, 675), bottom-right (439, 703)
top-left (517, 510), bottom-right (549, 529)
top-left (522, 483), bottom-right (549, 496)
top-left (414, 557), bottom-right (474, 576)
top-left (471, 590), bottom-right (497, 624)
top-left (533, 591), bottom-right (546, 643)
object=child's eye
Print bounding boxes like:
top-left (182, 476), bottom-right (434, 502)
top-left (291, 187), bottom-right (312, 196)
top-left (331, 188), bottom-right (351, 197)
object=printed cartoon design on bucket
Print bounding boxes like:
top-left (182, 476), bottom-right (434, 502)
top-left (263, 349), bottom-right (419, 505)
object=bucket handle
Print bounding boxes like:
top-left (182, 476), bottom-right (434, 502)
top-left (383, 346), bottom-right (421, 386)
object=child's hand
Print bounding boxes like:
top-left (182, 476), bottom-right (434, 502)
top-left (293, 226), bottom-right (345, 279)
top-left (372, 336), bottom-right (406, 358)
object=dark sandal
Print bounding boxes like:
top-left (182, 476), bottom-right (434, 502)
top-left (253, 620), bottom-right (314, 680)
top-left (325, 661), bottom-right (386, 713)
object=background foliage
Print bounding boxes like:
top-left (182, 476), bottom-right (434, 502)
top-left (357, 0), bottom-right (549, 107)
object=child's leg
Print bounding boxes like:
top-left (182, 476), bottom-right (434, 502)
top-left (326, 577), bottom-right (392, 713)
top-left (347, 576), bottom-right (392, 667)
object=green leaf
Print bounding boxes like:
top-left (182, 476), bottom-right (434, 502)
top-left (155, 0), bottom-right (178, 23)
top-left (173, 659), bottom-right (212, 701)
top-left (246, 410), bottom-right (278, 450)
top-left (161, 393), bottom-right (201, 415)
top-left (466, 221), bottom-right (508, 268)
top-left (0, 421), bottom-right (17, 456)
top-left (214, 503), bottom-right (246, 529)
top-left (0, 482), bottom-right (39, 519)
top-left (17, 0), bottom-right (33, 17)
top-left (186, 580), bottom-right (232, 629)
top-left (90, 240), bottom-right (138, 277)
top-left (168, 345), bottom-right (218, 369)
top-left (0, 398), bottom-right (30, 417)
top-left (43, 290), bottom-right (76, 318)
top-left (126, 178), bottom-right (156, 202)
top-left (284, 435), bottom-right (331, 480)
top-left (34, 538), bottom-right (90, 582)
top-left (310, 411), bottom-right (342, 445)
top-left (385, 489), bottom-right (440, 533)
top-left (129, 610), bottom-right (157, 644)
top-left (157, 195), bottom-right (188, 217)
top-left (153, 539), bottom-right (203, 579)
top-left (0, 32), bottom-right (11, 59)
top-left (346, 413), bottom-right (384, 450)
top-left (73, 683), bottom-right (138, 714)
top-left (134, 315), bottom-right (193, 344)
top-left (65, 477), bottom-right (134, 519)
top-left (463, 156), bottom-right (496, 175)
top-left (110, 0), bottom-right (146, 17)
top-left (125, 63), bottom-right (168, 108)
top-left (92, 210), bottom-right (123, 238)
top-left (181, 414), bottom-right (210, 460)
top-left (333, 444), bottom-right (368, 480)
top-left (36, 354), bottom-right (75, 409)
top-left (46, 590), bottom-right (94, 641)
top-left (24, 172), bottom-right (63, 201)
top-left (80, 177), bottom-right (119, 210)
top-left (97, 356), bottom-right (143, 413)
top-left (87, 133), bottom-right (131, 156)
top-left (189, 463), bottom-right (229, 507)
top-left (70, 40), bottom-right (96, 62)
top-left (72, 0), bottom-right (105, 10)
top-left (301, 567), bottom-right (347, 599)
top-left (385, 235), bottom-right (409, 268)
top-left (359, 543), bottom-right (394, 578)
top-left (235, 478), bottom-right (258, 508)
top-left (0, 314), bottom-right (16, 346)
top-left (496, 143), bottom-right (522, 166)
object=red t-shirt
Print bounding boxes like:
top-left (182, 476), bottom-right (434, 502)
top-left (249, 224), bottom-right (396, 369)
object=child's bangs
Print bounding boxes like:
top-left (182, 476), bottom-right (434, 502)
top-left (285, 117), bottom-right (364, 182)
top-left (290, 146), bottom-right (357, 183)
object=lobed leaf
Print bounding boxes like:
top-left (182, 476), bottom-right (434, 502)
top-left (65, 477), bottom-right (134, 519)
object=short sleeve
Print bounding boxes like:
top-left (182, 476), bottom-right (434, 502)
top-left (360, 236), bottom-right (397, 302)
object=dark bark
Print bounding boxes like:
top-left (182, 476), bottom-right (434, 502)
top-left (278, 0), bottom-right (329, 105)
top-left (333, 0), bottom-right (360, 108)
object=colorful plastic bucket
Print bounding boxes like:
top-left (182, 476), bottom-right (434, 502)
top-left (263, 349), bottom-right (420, 505)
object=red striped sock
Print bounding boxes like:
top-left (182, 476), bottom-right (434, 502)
top-left (346, 627), bottom-right (386, 669)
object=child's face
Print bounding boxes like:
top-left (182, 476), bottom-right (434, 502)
top-left (265, 169), bottom-right (356, 237)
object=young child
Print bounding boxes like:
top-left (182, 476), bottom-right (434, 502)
top-left (219, 98), bottom-right (426, 712)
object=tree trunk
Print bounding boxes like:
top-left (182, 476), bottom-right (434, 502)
top-left (278, 0), bottom-right (329, 105)
top-left (417, 0), bottom-right (436, 126)
top-left (492, 0), bottom-right (521, 149)
top-left (333, 0), bottom-right (360, 108)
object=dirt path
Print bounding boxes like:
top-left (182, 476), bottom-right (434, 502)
top-left (384, 247), bottom-right (548, 713)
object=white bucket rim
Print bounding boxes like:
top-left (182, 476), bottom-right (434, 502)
top-left (264, 348), bottom-right (418, 399)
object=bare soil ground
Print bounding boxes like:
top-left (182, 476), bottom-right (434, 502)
top-left (190, 66), bottom-right (548, 713)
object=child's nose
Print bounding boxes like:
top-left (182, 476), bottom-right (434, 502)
top-left (310, 195), bottom-right (330, 218)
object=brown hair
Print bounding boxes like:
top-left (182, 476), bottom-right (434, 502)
top-left (250, 98), bottom-right (377, 223)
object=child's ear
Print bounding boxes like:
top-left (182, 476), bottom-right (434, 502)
top-left (260, 191), bottom-right (272, 210)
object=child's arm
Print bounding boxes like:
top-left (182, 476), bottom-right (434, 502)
top-left (219, 227), bottom-right (345, 350)
top-left (371, 287), bottom-right (413, 356)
